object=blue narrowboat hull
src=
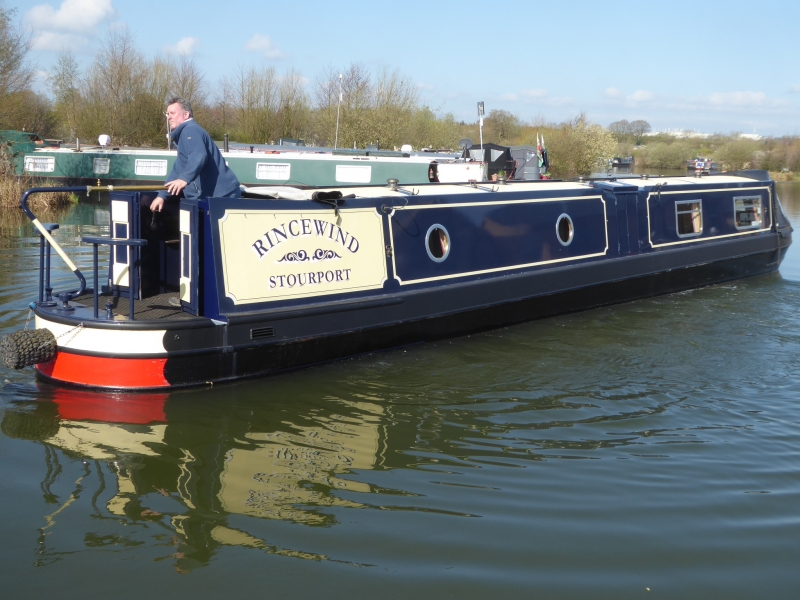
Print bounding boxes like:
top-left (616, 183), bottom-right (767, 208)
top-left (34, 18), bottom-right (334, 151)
top-left (21, 171), bottom-right (792, 390)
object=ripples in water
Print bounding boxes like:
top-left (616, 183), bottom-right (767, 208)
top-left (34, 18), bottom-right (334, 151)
top-left (1, 187), bottom-right (799, 597)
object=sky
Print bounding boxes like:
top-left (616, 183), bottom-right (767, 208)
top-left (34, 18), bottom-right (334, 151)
top-left (7, 0), bottom-right (800, 137)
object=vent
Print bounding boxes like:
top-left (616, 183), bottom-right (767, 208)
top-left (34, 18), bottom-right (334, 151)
top-left (250, 326), bottom-right (275, 340)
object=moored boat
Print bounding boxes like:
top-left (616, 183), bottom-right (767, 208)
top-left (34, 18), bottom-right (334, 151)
top-left (686, 157), bottom-right (718, 174)
top-left (1, 170), bottom-right (792, 390)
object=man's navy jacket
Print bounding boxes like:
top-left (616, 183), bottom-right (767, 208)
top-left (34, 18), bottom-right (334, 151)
top-left (158, 119), bottom-right (240, 199)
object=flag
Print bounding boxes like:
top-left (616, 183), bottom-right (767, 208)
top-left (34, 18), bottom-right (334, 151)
top-left (537, 134), bottom-right (544, 168)
top-left (541, 135), bottom-right (550, 171)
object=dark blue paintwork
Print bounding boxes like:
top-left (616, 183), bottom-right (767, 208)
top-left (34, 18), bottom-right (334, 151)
top-left (390, 194), bottom-right (608, 283)
top-left (200, 178), bottom-right (785, 318)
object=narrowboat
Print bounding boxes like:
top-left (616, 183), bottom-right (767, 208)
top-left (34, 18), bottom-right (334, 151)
top-left (686, 157), bottom-right (718, 174)
top-left (11, 135), bottom-right (517, 187)
top-left (8, 131), bottom-right (546, 188)
top-left (15, 142), bottom-right (441, 187)
top-left (1, 170), bottom-right (792, 390)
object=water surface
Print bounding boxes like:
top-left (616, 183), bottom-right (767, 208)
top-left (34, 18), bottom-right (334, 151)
top-left (1, 185), bottom-right (799, 598)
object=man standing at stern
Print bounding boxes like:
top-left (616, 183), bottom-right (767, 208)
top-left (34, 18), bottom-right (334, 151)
top-left (150, 97), bottom-right (240, 211)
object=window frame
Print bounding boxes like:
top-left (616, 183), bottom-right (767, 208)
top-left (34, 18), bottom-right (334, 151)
top-left (733, 195), bottom-right (762, 231)
top-left (675, 199), bottom-right (703, 238)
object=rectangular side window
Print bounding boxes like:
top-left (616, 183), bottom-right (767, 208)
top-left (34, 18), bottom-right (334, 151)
top-left (93, 158), bottom-right (110, 174)
top-left (256, 163), bottom-right (291, 180)
top-left (676, 200), bottom-right (702, 237)
top-left (135, 159), bottom-right (168, 176)
top-left (734, 196), bottom-right (762, 230)
top-left (23, 156), bottom-right (55, 172)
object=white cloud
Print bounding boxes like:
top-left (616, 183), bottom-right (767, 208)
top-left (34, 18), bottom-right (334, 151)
top-left (31, 30), bottom-right (89, 51)
top-left (244, 34), bottom-right (285, 59)
top-left (497, 89), bottom-right (573, 109)
top-left (604, 87), bottom-right (624, 99)
top-left (790, 85), bottom-right (800, 93)
top-left (551, 97), bottom-right (574, 107)
top-left (26, 0), bottom-right (114, 34)
top-left (709, 91), bottom-right (766, 107)
top-left (417, 82), bottom-right (436, 91)
top-left (627, 90), bottom-right (654, 103)
top-left (164, 37), bottom-right (200, 56)
top-left (520, 89), bottom-right (548, 100)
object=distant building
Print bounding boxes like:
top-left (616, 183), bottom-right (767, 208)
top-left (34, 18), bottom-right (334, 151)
top-left (643, 129), bottom-right (763, 140)
top-left (645, 129), bottom-right (712, 139)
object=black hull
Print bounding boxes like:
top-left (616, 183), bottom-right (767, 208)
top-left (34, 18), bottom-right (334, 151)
top-left (36, 244), bottom-right (785, 391)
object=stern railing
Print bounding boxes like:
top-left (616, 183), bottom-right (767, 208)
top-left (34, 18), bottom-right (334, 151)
top-left (21, 185), bottom-right (164, 319)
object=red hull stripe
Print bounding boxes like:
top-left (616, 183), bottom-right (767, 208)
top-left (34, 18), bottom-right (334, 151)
top-left (36, 352), bottom-right (170, 389)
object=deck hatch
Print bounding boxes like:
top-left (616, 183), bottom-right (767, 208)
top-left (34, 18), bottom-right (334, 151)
top-left (250, 326), bottom-right (275, 340)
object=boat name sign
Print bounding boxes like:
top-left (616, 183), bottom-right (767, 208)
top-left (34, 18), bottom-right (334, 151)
top-left (218, 208), bottom-right (388, 304)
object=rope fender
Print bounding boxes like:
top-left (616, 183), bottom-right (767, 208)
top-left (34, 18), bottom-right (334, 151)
top-left (1, 328), bottom-right (57, 369)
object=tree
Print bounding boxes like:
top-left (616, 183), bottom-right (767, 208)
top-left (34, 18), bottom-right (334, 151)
top-left (484, 109), bottom-right (521, 142)
top-left (715, 139), bottom-right (758, 171)
top-left (0, 3), bottom-right (34, 128)
top-left (608, 119), bottom-right (651, 144)
top-left (311, 63), bottom-right (423, 149)
top-left (629, 120), bottom-right (651, 144)
top-left (636, 141), bottom-right (693, 169)
top-left (222, 64), bottom-right (278, 143)
top-left (608, 119), bottom-right (631, 135)
top-left (274, 68), bottom-right (310, 141)
top-left (49, 51), bottom-right (81, 139)
top-left (536, 113), bottom-right (616, 177)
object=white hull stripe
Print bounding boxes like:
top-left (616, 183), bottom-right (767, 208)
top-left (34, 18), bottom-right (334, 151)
top-left (36, 316), bottom-right (168, 356)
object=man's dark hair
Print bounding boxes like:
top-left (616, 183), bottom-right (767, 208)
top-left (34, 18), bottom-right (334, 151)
top-left (167, 96), bottom-right (193, 116)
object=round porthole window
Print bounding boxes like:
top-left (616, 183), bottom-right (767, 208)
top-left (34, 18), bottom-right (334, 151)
top-left (426, 224), bottom-right (450, 262)
top-left (556, 214), bottom-right (574, 246)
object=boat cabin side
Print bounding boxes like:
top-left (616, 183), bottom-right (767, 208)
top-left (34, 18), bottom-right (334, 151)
top-left (90, 173), bottom-right (789, 325)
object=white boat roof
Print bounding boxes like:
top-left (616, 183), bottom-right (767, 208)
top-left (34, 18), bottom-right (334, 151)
top-left (615, 175), bottom-right (762, 186)
top-left (245, 173), bottom-right (766, 201)
top-left (32, 146), bottom-right (440, 164)
top-left (245, 180), bottom-right (594, 200)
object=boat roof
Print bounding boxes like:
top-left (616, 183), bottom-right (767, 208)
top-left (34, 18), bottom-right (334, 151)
top-left (246, 180), bottom-right (595, 199)
top-left (244, 173), bottom-right (766, 200)
top-left (30, 145), bottom-right (441, 164)
top-left (614, 175), bottom-right (763, 186)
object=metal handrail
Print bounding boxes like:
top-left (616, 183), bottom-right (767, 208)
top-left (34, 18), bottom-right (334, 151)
top-left (81, 235), bottom-right (147, 320)
top-left (20, 185), bottom-right (165, 309)
top-left (20, 185), bottom-right (165, 302)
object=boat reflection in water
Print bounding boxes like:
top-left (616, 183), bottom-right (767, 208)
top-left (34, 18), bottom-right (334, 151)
top-left (1, 386), bottom-right (387, 572)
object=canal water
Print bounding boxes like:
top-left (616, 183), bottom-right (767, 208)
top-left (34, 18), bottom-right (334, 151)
top-left (1, 184), bottom-right (799, 598)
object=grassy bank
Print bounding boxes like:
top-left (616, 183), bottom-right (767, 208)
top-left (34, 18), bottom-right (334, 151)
top-left (0, 151), bottom-right (74, 210)
top-left (769, 171), bottom-right (799, 182)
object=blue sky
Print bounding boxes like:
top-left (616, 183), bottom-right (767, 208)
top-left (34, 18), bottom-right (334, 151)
top-left (8, 0), bottom-right (800, 136)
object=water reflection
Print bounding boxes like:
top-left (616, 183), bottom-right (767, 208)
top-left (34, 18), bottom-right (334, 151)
top-left (1, 385), bottom-right (391, 571)
top-left (1, 185), bottom-right (799, 591)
